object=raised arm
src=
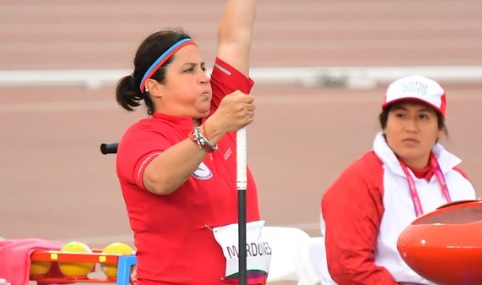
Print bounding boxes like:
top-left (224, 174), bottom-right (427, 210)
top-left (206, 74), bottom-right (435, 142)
top-left (216, 0), bottom-right (257, 76)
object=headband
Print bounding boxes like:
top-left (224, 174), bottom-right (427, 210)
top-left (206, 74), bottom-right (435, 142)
top-left (139, 38), bottom-right (196, 92)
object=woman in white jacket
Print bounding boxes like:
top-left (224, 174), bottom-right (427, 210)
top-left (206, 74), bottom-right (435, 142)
top-left (319, 75), bottom-right (476, 285)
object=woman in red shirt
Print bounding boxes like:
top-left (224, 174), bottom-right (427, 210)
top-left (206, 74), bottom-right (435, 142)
top-left (115, 1), bottom-right (269, 284)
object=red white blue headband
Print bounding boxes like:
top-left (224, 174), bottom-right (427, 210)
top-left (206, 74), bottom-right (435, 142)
top-left (139, 38), bottom-right (196, 92)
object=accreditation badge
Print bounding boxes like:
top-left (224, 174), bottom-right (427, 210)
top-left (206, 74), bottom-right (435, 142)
top-left (213, 220), bottom-right (272, 284)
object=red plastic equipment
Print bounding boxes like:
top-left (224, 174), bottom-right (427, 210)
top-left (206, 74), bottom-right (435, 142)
top-left (29, 249), bottom-right (137, 285)
top-left (397, 199), bottom-right (482, 285)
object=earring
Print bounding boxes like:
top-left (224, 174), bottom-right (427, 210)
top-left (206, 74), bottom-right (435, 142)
top-left (145, 88), bottom-right (149, 93)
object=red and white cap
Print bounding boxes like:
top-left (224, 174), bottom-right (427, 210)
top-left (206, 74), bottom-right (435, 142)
top-left (382, 75), bottom-right (447, 117)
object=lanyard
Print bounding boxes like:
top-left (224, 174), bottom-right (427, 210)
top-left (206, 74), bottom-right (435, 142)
top-left (399, 153), bottom-right (451, 217)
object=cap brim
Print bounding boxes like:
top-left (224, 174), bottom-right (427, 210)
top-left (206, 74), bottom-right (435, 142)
top-left (382, 97), bottom-right (443, 115)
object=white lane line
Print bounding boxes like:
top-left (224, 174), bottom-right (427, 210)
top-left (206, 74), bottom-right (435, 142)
top-left (1, 92), bottom-right (481, 114)
top-left (0, 101), bottom-right (116, 113)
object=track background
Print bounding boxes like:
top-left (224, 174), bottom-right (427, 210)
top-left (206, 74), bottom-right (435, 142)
top-left (1, 0), bottom-right (482, 283)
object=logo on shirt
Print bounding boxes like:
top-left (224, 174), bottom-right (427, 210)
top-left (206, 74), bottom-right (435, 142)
top-left (224, 148), bottom-right (232, 160)
top-left (193, 162), bottom-right (213, 180)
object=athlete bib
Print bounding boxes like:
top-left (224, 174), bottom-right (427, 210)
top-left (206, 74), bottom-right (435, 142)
top-left (213, 220), bottom-right (272, 284)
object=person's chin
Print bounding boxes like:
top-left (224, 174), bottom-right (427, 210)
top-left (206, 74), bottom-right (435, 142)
top-left (196, 109), bottom-right (210, 118)
top-left (398, 150), bottom-right (426, 162)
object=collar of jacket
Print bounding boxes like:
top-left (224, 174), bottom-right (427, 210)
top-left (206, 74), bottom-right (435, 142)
top-left (372, 131), bottom-right (461, 178)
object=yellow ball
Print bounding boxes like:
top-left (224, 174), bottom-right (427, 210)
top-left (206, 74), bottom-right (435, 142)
top-left (58, 241), bottom-right (95, 277)
top-left (30, 261), bottom-right (52, 275)
top-left (100, 242), bottom-right (134, 278)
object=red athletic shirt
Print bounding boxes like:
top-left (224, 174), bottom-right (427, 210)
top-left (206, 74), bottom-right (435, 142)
top-left (116, 58), bottom-right (261, 284)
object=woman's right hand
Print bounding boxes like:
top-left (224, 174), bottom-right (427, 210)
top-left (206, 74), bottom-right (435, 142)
top-left (204, 90), bottom-right (256, 140)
